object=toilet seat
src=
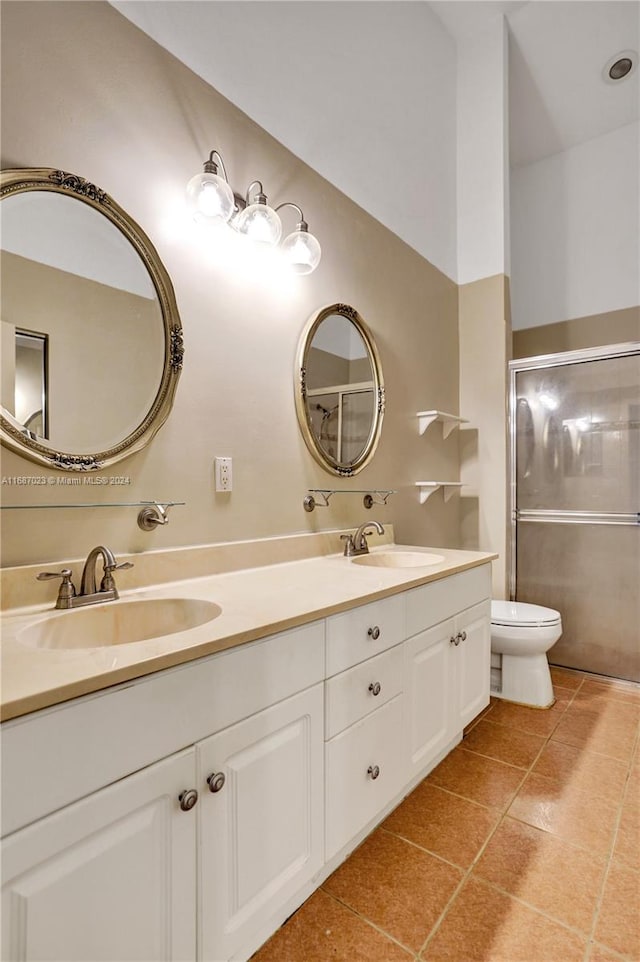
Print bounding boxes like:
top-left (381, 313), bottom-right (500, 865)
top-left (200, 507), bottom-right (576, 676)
top-left (491, 600), bottom-right (561, 628)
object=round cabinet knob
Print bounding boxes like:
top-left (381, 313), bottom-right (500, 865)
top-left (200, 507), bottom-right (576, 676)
top-left (367, 765), bottom-right (380, 780)
top-left (368, 681), bottom-right (382, 696)
top-left (178, 789), bottom-right (198, 812)
top-left (367, 626), bottom-right (381, 640)
top-left (460, 630), bottom-right (467, 642)
top-left (450, 635), bottom-right (459, 646)
top-left (206, 772), bottom-right (226, 794)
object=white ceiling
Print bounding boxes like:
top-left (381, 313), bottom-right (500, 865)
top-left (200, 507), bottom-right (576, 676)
top-left (431, 1), bottom-right (638, 166)
top-left (506, 1), bottom-right (639, 167)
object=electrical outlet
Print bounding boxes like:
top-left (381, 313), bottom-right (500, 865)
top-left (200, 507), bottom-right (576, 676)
top-left (215, 457), bottom-right (232, 492)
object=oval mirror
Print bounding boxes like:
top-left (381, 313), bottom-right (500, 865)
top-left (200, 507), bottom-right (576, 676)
top-left (295, 303), bottom-right (385, 476)
top-left (0, 168), bottom-right (183, 471)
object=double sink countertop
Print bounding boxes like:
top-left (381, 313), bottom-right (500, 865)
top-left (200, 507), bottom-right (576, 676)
top-left (1, 537), bottom-right (496, 722)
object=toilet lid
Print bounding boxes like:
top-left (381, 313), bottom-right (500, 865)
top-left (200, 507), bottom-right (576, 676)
top-left (491, 600), bottom-right (561, 627)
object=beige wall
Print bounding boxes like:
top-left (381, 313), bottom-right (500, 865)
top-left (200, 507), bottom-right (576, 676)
top-left (459, 274), bottom-right (511, 597)
top-left (0, 1), bottom-right (461, 568)
top-left (513, 306), bottom-right (640, 359)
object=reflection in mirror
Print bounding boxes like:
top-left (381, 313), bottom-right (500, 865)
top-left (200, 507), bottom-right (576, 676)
top-left (296, 304), bottom-right (384, 476)
top-left (13, 330), bottom-right (48, 438)
top-left (0, 169), bottom-right (183, 470)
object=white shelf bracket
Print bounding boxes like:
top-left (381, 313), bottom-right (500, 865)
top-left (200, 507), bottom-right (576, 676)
top-left (415, 482), bottom-right (463, 505)
top-left (416, 410), bottom-right (468, 439)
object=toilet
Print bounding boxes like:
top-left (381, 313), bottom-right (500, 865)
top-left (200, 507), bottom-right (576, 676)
top-left (490, 601), bottom-right (562, 708)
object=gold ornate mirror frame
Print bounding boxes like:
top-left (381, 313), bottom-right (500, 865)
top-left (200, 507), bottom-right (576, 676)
top-left (0, 167), bottom-right (184, 471)
top-left (295, 303), bottom-right (385, 477)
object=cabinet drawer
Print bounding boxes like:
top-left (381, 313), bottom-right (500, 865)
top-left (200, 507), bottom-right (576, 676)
top-left (326, 594), bottom-right (405, 676)
top-left (325, 645), bottom-right (403, 739)
top-left (325, 695), bottom-right (404, 860)
top-left (405, 565), bottom-right (491, 639)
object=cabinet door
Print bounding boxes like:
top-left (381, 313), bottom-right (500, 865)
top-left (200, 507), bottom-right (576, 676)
top-left (1, 749), bottom-right (197, 962)
top-left (404, 619), bottom-right (454, 779)
top-left (454, 601), bottom-right (491, 729)
top-left (197, 684), bottom-right (324, 962)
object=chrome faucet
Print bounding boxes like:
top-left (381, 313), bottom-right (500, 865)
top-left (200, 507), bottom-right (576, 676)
top-left (341, 521), bottom-right (385, 557)
top-left (37, 546), bottom-right (134, 610)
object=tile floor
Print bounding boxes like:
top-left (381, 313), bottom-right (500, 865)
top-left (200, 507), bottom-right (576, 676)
top-left (251, 668), bottom-right (640, 962)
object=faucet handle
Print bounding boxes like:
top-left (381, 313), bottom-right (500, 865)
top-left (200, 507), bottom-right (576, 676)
top-left (100, 560), bottom-right (134, 592)
top-left (36, 569), bottom-right (76, 607)
top-left (340, 534), bottom-right (356, 557)
top-left (103, 561), bottom-right (134, 573)
top-left (37, 568), bottom-right (74, 584)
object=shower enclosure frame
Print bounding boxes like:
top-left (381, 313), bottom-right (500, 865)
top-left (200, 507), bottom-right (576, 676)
top-left (508, 340), bottom-right (640, 601)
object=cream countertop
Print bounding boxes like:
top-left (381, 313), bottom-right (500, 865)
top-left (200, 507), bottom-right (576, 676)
top-left (1, 545), bottom-right (496, 721)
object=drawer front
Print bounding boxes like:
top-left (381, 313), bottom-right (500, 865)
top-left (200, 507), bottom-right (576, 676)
top-left (405, 564), bottom-right (491, 639)
top-left (325, 645), bottom-right (403, 739)
top-left (325, 694), bottom-right (404, 860)
top-left (326, 594), bottom-right (405, 676)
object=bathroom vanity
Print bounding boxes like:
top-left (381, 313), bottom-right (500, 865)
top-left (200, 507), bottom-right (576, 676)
top-left (1, 542), bottom-right (494, 962)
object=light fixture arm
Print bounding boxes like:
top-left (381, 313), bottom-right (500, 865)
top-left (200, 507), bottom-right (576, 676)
top-left (246, 180), bottom-right (268, 206)
top-left (203, 149), bottom-right (230, 184)
top-left (275, 202), bottom-right (308, 231)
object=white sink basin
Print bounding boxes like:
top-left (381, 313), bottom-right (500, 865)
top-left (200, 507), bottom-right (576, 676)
top-left (18, 598), bottom-right (222, 650)
top-left (352, 551), bottom-right (445, 568)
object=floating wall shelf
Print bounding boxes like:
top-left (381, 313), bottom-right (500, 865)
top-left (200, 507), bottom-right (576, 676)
top-left (416, 410), bottom-right (468, 439)
top-left (415, 482), bottom-right (463, 504)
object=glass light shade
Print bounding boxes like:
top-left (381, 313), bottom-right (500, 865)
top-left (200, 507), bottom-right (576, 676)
top-left (281, 228), bottom-right (322, 274)
top-left (235, 202), bottom-right (282, 245)
top-left (186, 171), bottom-right (235, 223)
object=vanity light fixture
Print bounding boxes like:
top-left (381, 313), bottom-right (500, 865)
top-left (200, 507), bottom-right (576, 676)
top-left (277, 203), bottom-right (322, 275)
top-left (234, 181), bottom-right (282, 245)
top-left (186, 148), bottom-right (322, 273)
top-left (186, 150), bottom-right (236, 224)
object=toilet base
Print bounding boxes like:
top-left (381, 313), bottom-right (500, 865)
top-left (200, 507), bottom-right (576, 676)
top-left (493, 652), bottom-right (554, 709)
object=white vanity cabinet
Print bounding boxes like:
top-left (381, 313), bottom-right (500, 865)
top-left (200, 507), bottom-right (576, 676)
top-left (404, 567), bottom-right (491, 780)
top-left (1, 748), bottom-right (198, 962)
top-left (196, 684), bottom-right (324, 962)
top-left (1, 560), bottom-right (492, 962)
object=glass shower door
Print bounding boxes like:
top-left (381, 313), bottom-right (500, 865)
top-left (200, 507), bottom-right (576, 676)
top-left (512, 347), bottom-right (640, 682)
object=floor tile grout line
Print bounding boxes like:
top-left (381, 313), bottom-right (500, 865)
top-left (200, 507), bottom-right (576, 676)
top-left (413, 780), bottom-right (508, 815)
top-left (318, 887), bottom-right (420, 959)
top-left (461, 872), bottom-right (606, 945)
top-left (583, 724), bottom-right (640, 962)
top-left (417, 748), bottom-right (537, 958)
top-left (547, 729), bottom-right (637, 766)
top-left (377, 824), bottom-right (486, 875)
top-left (503, 811), bottom-right (617, 860)
top-left (460, 712), bottom-right (556, 777)
top-left (452, 743), bottom-right (531, 771)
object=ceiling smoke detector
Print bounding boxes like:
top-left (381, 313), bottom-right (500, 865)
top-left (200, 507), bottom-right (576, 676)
top-left (603, 50), bottom-right (637, 83)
